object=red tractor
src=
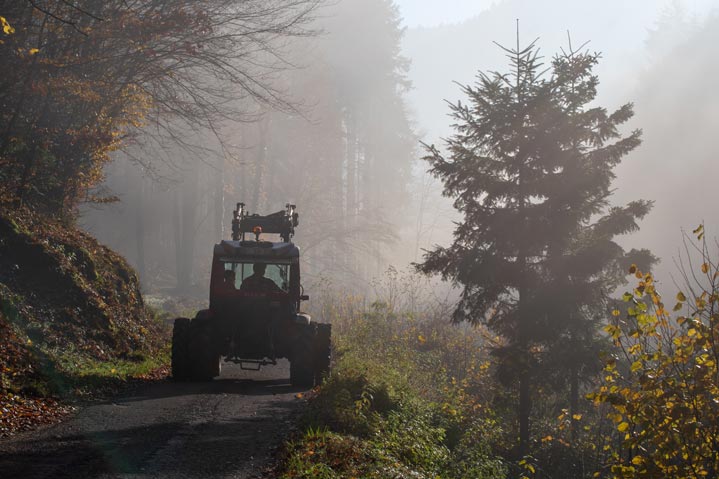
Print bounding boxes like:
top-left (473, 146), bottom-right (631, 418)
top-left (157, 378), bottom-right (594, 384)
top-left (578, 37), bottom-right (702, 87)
top-left (171, 203), bottom-right (331, 387)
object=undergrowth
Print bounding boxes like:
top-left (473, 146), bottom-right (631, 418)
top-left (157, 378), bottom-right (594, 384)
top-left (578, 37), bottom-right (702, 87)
top-left (278, 281), bottom-right (508, 479)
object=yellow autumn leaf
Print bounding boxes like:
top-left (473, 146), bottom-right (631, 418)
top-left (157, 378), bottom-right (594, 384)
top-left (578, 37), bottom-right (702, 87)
top-left (418, 334), bottom-right (426, 344)
top-left (1, 16), bottom-right (15, 35)
top-left (676, 292), bottom-right (687, 302)
top-left (628, 264), bottom-right (637, 274)
top-left (572, 413), bottom-right (582, 420)
top-left (701, 263), bottom-right (709, 274)
top-left (631, 455), bottom-right (644, 465)
top-left (612, 309), bottom-right (620, 317)
top-left (29, 48), bottom-right (39, 55)
top-left (617, 422), bottom-right (629, 432)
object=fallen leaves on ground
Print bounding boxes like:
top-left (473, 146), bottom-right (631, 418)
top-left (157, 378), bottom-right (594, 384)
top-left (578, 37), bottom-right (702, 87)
top-left (0, 393), bottom-right (74, 438)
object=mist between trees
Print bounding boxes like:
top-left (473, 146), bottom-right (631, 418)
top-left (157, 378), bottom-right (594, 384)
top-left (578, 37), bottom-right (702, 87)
top-left (6, 0), bottom-right (715, 300)
top-left (74, 0), bottom-right (719, 302)
top-left (73, 0), bottom-right (416, 296)
top-left (2, 1), bottom-right (718, 295)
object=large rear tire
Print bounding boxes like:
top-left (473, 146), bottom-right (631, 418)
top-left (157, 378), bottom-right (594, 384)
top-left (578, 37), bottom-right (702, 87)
top-left (314, 323), bottom-right (331, 385)
top-left (171, 318), bottom-right (192, 381)
top-left (189, 318), bottom-right (221, 381)
top-left (290, 324), bottom-right (316, 388)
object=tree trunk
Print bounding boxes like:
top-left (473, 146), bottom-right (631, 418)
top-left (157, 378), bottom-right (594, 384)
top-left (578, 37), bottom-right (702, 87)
top-left (14, 140), bottom-right (38, 208)
top-left (346, 113), bottom-right (357, 219)
top-left (173, 188), bottom-right (183, 290)
top-left (135, 177), bottom-right (146, 286)
top-left (570, 364), bottom-right (579, 443)
top-left (250, 118), bottom-right (268, 212)
top-left (174, 166), bottom-right (199, 294)
top-left (519, 369), bottom-right (531, 457)
top-left (14, 88), bottom-right (55, 207)
top-left (517, 145), bottom-right (531, 457)
top-left (517, 280), bottom-right (531, 458)
top-left (214, 154), bottom-right (225, 241)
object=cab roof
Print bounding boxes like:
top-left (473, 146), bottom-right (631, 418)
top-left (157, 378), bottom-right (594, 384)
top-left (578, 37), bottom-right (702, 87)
top-left (215, 240), bottom-right (300, 260)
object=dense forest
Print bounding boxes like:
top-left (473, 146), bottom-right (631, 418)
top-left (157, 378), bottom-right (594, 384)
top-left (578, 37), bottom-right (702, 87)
top-left (1, 1), bottom-right (719, 478)
top-left (80, 0), bottom-right (416, 294)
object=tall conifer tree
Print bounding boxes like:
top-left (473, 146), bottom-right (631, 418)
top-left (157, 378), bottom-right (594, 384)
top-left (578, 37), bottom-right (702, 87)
top-left (417, 40), bottom-right (650, 455)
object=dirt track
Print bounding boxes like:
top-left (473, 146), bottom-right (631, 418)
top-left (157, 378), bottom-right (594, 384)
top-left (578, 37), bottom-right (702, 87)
top-left (0, 361), bottom-right (306, 478)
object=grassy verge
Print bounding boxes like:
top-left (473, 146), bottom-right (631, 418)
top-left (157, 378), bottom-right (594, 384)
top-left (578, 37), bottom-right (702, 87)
top-left (47, 343), bottom-right (170, 398)
top-left (277, 300), bottom-right (508, 479)
top-left (0, 310), bottom-right (170, 436)
top-left (1, 298), bottom-right (170, 400)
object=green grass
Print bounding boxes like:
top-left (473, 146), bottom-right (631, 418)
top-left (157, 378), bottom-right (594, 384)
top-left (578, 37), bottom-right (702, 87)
top-left (47, 346), bottom-right (170, 397)
top-left (1, 286), bottom-right (170, 399)
top-left (277, 302), bottom-right (507, 479)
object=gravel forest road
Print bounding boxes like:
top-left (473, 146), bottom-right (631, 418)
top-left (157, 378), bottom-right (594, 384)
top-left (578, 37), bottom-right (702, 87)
top-left (0, 361), bottom-right (306, 479)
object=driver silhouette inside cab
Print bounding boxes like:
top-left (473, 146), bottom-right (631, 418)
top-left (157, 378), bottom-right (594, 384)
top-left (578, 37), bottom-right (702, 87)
top-left (240, 263), bottom-right (284, 294)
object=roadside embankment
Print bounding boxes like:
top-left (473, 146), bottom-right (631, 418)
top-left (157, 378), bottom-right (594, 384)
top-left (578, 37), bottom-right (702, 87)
top-left (0, 208), bottom-right (168, 436)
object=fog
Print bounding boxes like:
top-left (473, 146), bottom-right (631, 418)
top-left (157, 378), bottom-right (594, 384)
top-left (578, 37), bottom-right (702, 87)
top-left (81, 0), bottom-right (719, 299)
top-left (402, 0), bottom-right (719, 290)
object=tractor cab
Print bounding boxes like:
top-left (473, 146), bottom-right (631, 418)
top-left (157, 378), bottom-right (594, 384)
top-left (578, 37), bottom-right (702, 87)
top-left (209, 204), bottom-right (305, 312)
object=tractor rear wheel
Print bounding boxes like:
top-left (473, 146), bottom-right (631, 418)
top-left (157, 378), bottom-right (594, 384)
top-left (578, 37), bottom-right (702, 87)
top-left (290, 324), bottom-right (316, 388)
top-left (314, 323), bottom-right (331, 385)
top-left (189, 319), bottom-right (221, 381)
top-left (171, 318), bottom-right (192, 381)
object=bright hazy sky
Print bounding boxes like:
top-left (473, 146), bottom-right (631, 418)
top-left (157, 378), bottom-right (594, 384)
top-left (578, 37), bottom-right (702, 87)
top-left (395, 0), bottom-right (718, 28)
top-left (394, 0), bottom-right (493, 27)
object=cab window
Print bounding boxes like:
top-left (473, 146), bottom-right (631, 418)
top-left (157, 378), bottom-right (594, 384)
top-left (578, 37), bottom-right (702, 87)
top-left (223, 262), bottom-right (289, 291)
